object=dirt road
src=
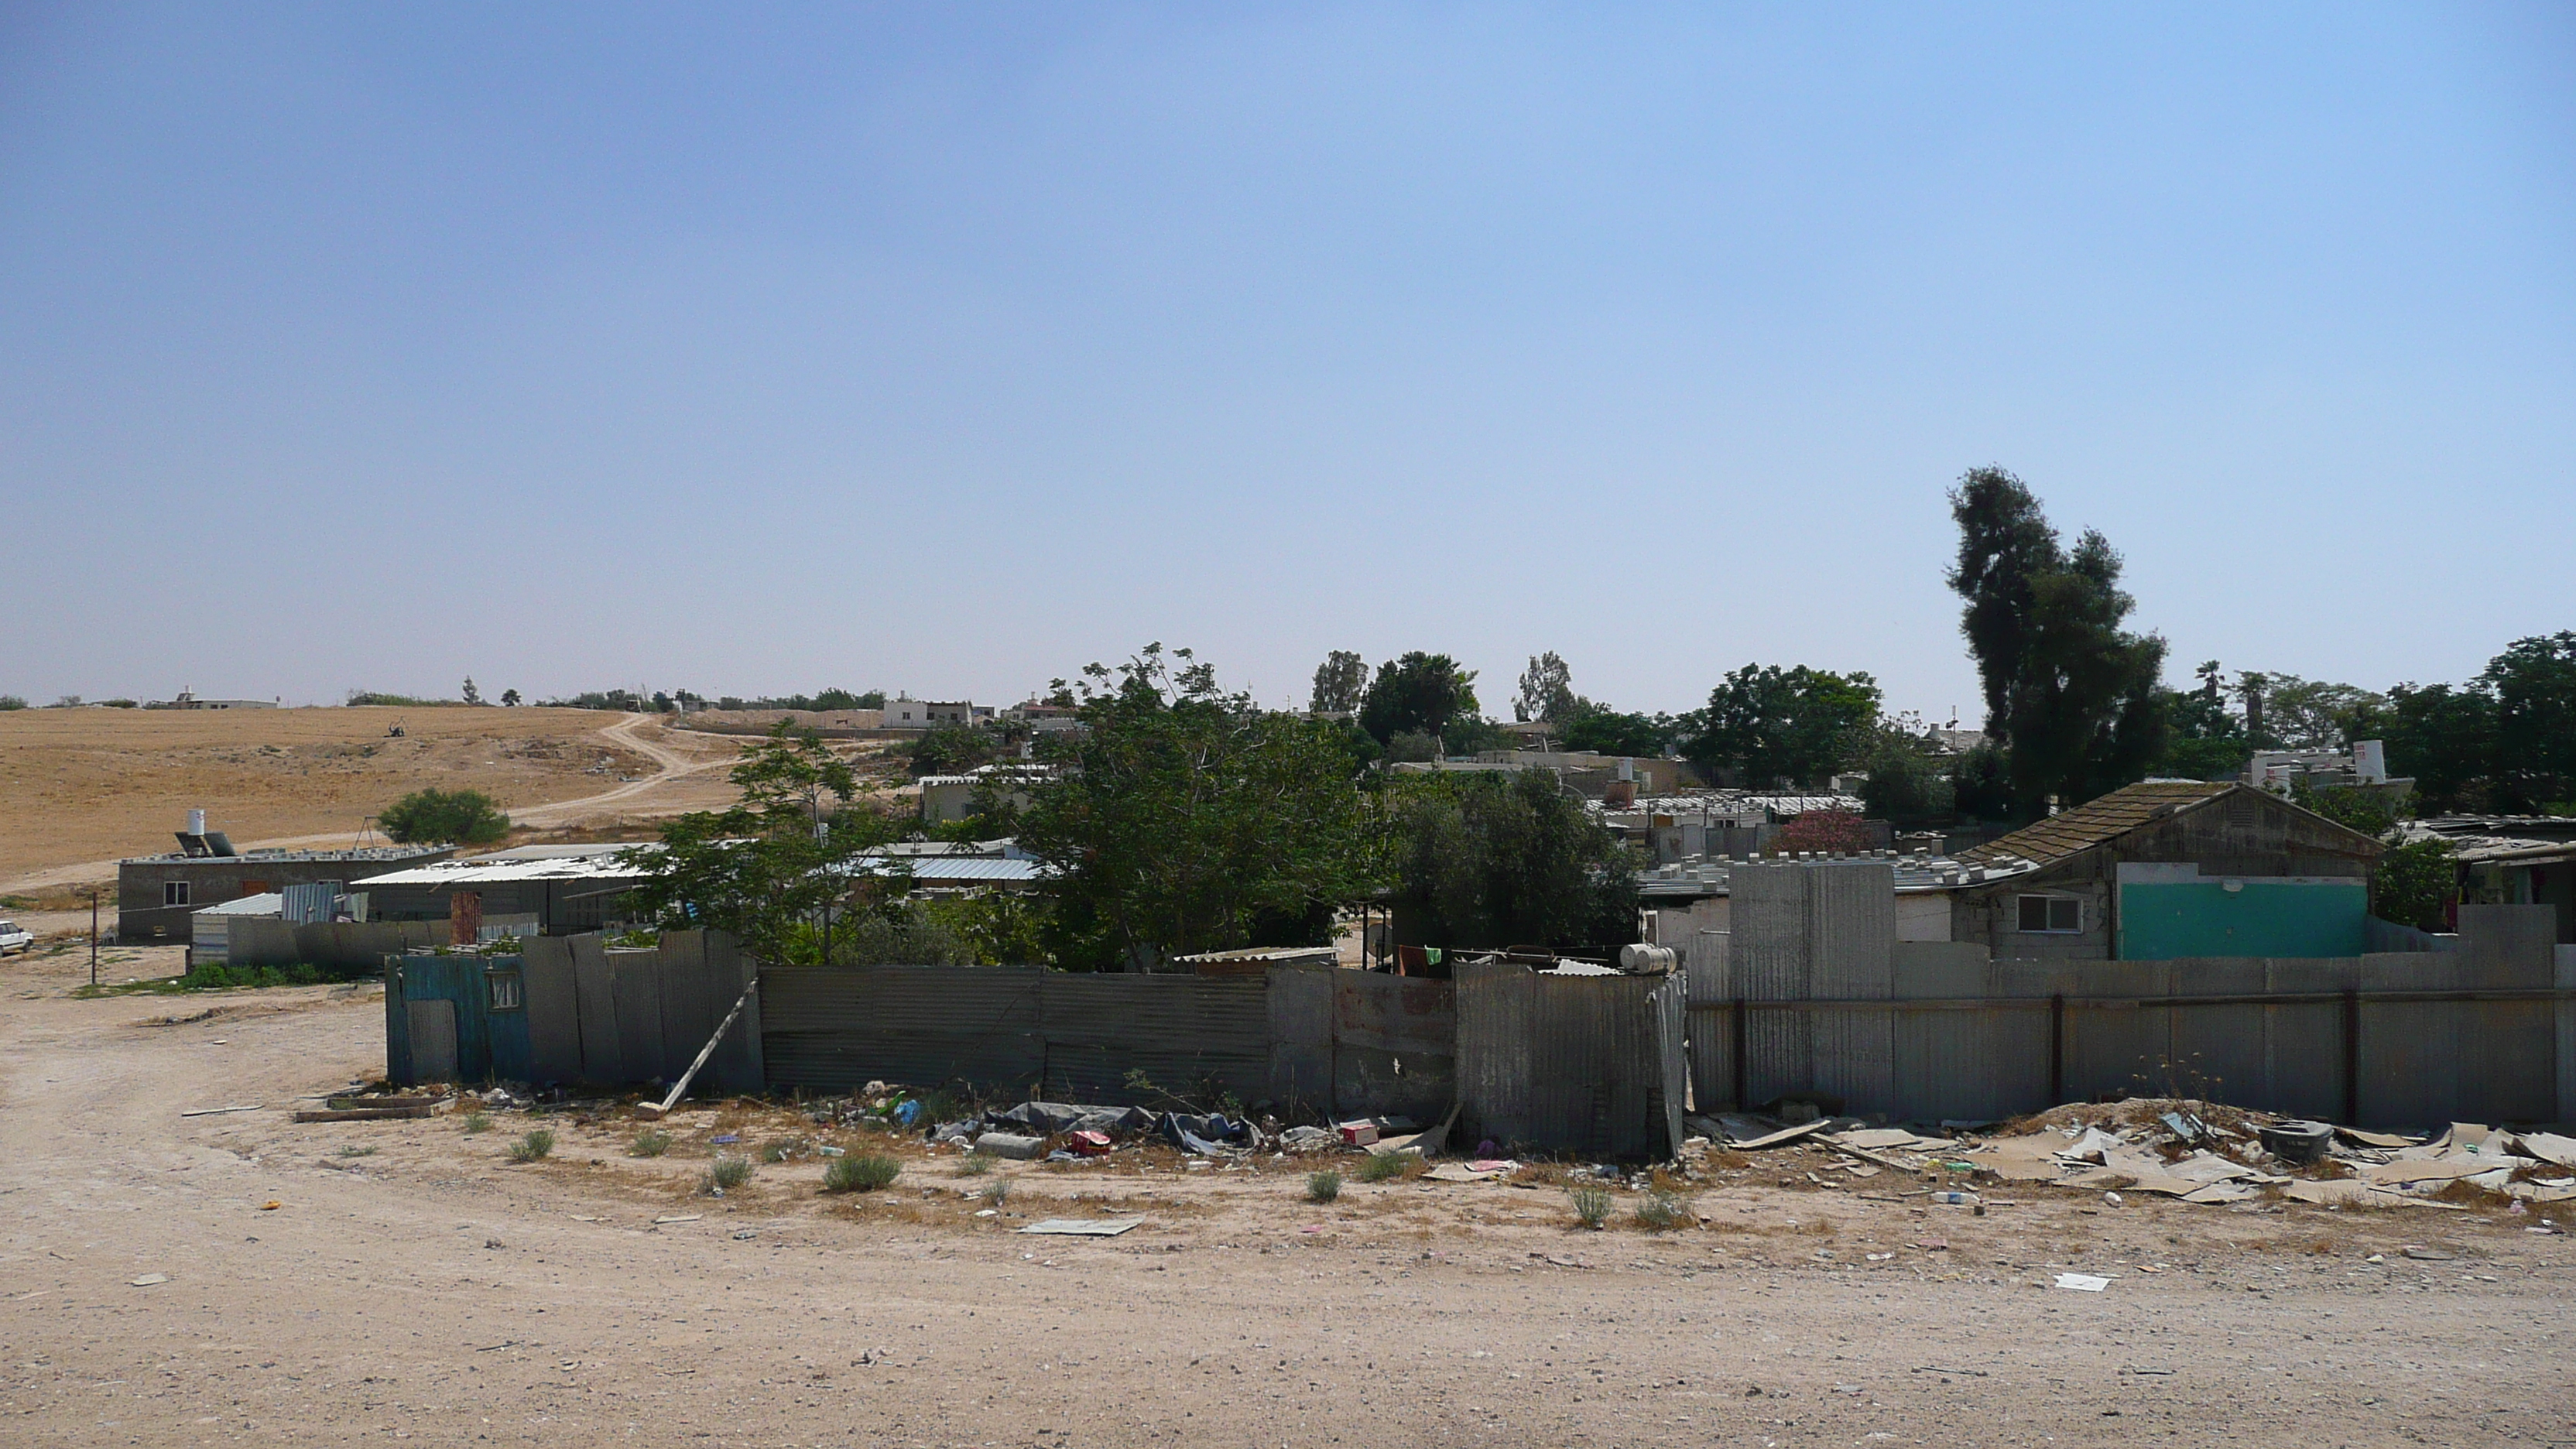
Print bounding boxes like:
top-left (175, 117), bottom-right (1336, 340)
top-left (1, 951), bottom-right (2569, 1447)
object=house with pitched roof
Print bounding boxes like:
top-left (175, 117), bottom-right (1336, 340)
top-left (1949, 780), bottom-right (2386, 961)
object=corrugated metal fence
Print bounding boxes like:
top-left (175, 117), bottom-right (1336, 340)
top-left (1454, 961), bottom-right (1686, 1160)
top-left (1690, 862), bottom-right (2574, 1129)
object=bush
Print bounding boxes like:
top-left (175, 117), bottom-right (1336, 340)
top-left (981, 1177), bottom-right (1012, 1207)
top-left (1633, 1191), bottom-right (1684, 1231)
top-left (705, 1156), bottom-right (755, 1193)
top-left (1569, 1184), bottom-right (1613, 1228)
top-left (825, 1153), bottom-right (901, 1193)
top-left (629, 1129), bottom-right (672, 1157)
top-left (957, 1150), bottom-right (996, 1177)
top-left (0, 695), bottom-right (26, 711)
top-left (1356, 1152), bottom-right (1408, 1183)
top-left (1307, 1170), bottom-right (1343, 1204)
top-left (508, 1129), bottom-right (555, 1163)
top-left (461, 1112), bottom-right (492, 1135)
top-left (379, 788), bottom-right (511, 845)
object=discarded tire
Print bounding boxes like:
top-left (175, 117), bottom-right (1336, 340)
top-left (2259, 1120), bottom-right (2332, 1166)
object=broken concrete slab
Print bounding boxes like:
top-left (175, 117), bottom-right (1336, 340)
top-left (1017, 1218), bottom-right (1143, 1237)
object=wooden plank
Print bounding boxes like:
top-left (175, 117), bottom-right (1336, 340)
top-left (569, 934), bottom-right (622, 1084)
top-left (295, 1105), bottom-right (437, 1122)
top-left (704, 932), bottom-right (763, 1094)
top-left (520, 937), bottom-right (583, 1084)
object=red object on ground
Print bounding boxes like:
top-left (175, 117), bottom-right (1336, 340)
top-left (1338, 1121), bottom-right (1379, 1147)
top-left (1067, 1129), bottom-right (1114, 1156)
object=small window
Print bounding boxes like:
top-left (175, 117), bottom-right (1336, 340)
top-left (485, 973), bottom-right (523, 1011)
top-left (163, 881), bottom-right (190, 908)
top-left (2016, 895), bottom-right (2081, 933)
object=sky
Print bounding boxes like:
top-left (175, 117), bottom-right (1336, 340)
top-left (2, 4), bottom-right (2570, 721)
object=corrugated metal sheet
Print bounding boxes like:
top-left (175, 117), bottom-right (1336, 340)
top-left (1333, 971), bottom-right (1456, 1122)
top-left (1038, 975), bottom-right (1269, 1105)
top-left (1456, 960), bottom-right (1682, 1159)
top-left (760, 964), bottom-right (1047, 1094)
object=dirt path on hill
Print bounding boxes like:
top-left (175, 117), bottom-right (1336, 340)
top-left (2, 951), bottom-right (2570, 1446)
top-left (0, 715), bottom-right (740, 899)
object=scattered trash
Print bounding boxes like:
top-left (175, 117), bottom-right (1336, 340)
top-left (711, 1133), bottom-right (739, 1145)
top-left (1067, 1130), bottom-right (1115, 1157)
top-left (180, 1105), bottom-right (261, 1118)
top-left (260, 1201), bottom-right (282, 1211)
top-left (2102, 1192), bottom-right (2124, 1208)
top-left (1930, 1190), bottom-right (1978, 1207)
top-left (820, 1146), bottom-right (845, 1157)
top-left (652, 1214), bottom-right (703, 1225)
top-left (1017, 1218), bottom-right (1143, 1237)
top-left (1336, 1120), bottom-right (1380, 1148)
top-left (731, 1228), bottom-right (758, 1241)
top-left (2401, 1245), bottom-right (2455, 1262)
top-left (1279, 1125), bottom-right (1338, 1153)
top-left (2054, 1273), bottom-right (2112, 1292)
top-left (129, 1273), bottom-right (170, 1286)
top-left (2256, 1120), bottom-right (2332, 1166)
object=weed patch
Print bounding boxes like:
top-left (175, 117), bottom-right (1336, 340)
top-left (1307, 1170), bottom-right (1343, 1204)
top-left (508, 1129), bottom-right (555, 1163)
top-left (629, 1129), bottom-right (673, 1158)
top-left (1569, 1185), bottom-right (1613, 1228)
top-left (705, 1156), bottom-right (755, 1193)
top-left (825, 1153), bottom-right (902, 1193)
top-left (1357, 1153), bottom-right (1409, 1184)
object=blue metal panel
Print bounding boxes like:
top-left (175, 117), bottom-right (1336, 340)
top-left (389, 953), bottom-right (533, 1084)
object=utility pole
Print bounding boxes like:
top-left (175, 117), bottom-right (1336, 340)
top-left (87, 887), bottom-right (99, 988)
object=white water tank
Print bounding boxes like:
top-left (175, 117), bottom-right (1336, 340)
top-left (187, 809), bottom-right (207, 836)
top-left (1618, 944), bottom-right (1677, 975)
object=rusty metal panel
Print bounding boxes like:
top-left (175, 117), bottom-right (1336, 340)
top-left (1457, 961), bottom-right (1678, 1158)
top-left (759, 964), bottom-right (1045, 1094)
top-left (1333, 971), bottom-right (1455, 1122)
top-left (1266, 964), bottom-right (1334, 1118)
top-left (702, 932), bottom-right (763, 1094)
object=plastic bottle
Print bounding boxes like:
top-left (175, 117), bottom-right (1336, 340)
top-left (1930, 1190), bottom-right (1979, 1206)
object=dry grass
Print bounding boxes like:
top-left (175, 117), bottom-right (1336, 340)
top-left (0, 705), bottom-right (675, 882)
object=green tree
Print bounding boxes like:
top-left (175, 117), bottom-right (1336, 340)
top-left (1561, 710), bottom-right (1673, 759)
top-left (1855, 727), bottom-right (1955, 829)
top-left (2239, 672), bottom-right (2387, 750)
top-left (1684, 664), bottom-right (1880, 788)
top-left (1357, 652), bottom-right (1479, 747)
top-left (1016, 645), bottom-right (1389, 971)
top-left (2372, 837), bottom-right (2455, 933)
top-left (1309, 650), bottom-right (1368, 714)
top-left (378, 788), bottom-right (510, 844)
top-left (2484, 632), bottom-right (2576, 812)
top-left (2382, 681), bottom-right (2497, 814)
top-left (621, 723), bottom-right (893, 961)
top-left (1390, 769), bottom-right (1639, 951)
top-left (1947, 469), bottom-right (2168, 817)
top-left (2154, 660), bottom-right (2249, 781)
top-left (461, 677), bottom-right (484, 706)
top-left (1512, 652), bottom-right (1582, 724)
top-left (498, 688), bottom-right (522, 707)
top-left (908, 724), bottom-right (1004, 779)
top-left (0, 695), bottom-right (26, 710)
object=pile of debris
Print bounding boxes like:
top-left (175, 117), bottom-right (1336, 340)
top-left (1687, 1098), bottom-right (2576, 1211)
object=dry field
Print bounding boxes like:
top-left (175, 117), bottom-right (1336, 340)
top-left (1, 946), bottom-right (2569, 1447)
top-left (0, 707), bottom-right (750, 895)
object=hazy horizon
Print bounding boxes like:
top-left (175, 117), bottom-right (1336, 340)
top-left (4, 5), bottom-right (2569, 721)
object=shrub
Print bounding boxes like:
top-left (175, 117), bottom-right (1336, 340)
top-left (825, 1153), bottom-right (902, 1193)
top-left (981, 1177), bottom-right (1011, 1207)
top-left (1569, 1184), bottom-right (1613, 1228)
top-left (1357, 1152), bottom-right (1408, 1184)
top-left (762, 1142), bottom-right (793, 1163)
top-left (1307, 1170), bottom-right (1343, 1204)
top-left (508, 1129), bottom-right (555, 1163)
top-left (957, 1150), bottom-right (996, 1177)
top-left (705, 1156), bottom-right (755, 1193)
top-left (378, 787), bottom-right (512, 845)
top-left (629, 1129), bottom-right (672, 1157)
top-left (1633, 1191), bottom-right (1684, 1231)
top-left (461, 1112), bottom-right (492, 1135)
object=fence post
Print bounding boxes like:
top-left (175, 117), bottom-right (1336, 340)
top-left (1730, 995), bottom-right (1748, 1112)
top-left (2341, 987), bottom-right (2361, 1127)
top-left (2048, 993), bottom-right (2066, 1105)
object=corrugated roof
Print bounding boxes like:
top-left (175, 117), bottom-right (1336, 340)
top-left (858, 856), bottom-right (1047, 883)
top-left (192, 892), bottom-right (284, 917)
top-left (1957, 780), bottom-right (2239, 867)
top-left (356, 849), bottom-right (658, 887)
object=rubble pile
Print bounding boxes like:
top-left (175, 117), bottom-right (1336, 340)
top-left (1684, 1098), bottom-right (2576, 1211)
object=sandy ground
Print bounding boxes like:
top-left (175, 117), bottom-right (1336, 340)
top-left (0, 709), bottom-right (749, 896)
top-left (2, 950), bottom-right (2571, 1447)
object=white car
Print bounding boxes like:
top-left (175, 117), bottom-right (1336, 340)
top-left (0, 920), bottom-right (33, 955)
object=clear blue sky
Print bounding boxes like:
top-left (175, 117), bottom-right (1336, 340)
top-left (3, 4), bottom-right (2568, 720)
